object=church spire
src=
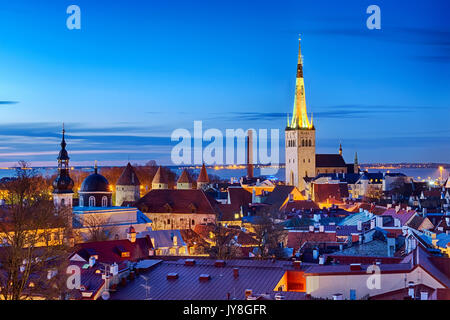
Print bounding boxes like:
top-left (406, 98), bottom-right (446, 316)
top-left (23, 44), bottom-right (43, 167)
top-left (339, 143), bottom-right (343, 156)
top-left (290, 36), bottom-right (313, 130)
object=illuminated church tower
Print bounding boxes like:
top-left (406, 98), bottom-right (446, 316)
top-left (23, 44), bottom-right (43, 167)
top-left (285, 37), bottom-right (316, 190)
top-left (52, 125), bottom-right (74, 207)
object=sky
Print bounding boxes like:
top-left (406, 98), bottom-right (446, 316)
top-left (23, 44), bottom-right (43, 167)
top-left (0, 0), bottom-right (449, 167)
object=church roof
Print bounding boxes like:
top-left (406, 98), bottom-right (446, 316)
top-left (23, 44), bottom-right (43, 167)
top-left (197, 163), bottom-right (209, 183)
top-left (177, 170), bottom-right (192, 184)
top-left (316, 154), bottom-right (347, 168)
top-left (80, 167), bottom-right (110, 193)
top-left (116, 162), bottom-right (140, 186)
top-left (152, 166), bottom-right (168, 184)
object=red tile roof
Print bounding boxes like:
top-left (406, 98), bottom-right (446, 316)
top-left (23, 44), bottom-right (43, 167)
top-left (177, 170), bottom-right (192, 184)
top-left (281, 200), bottom-right (319, 213)
top-left (197, 163), bottom-right (209, 183)
top-left (116, 162), bottom-right (140, 186)
top-left (152, 166), bottom-right (168, 184)
top-left (287, 230), bottom-right (337, 250)
top-left (313, 183), bottom-right (349, 203)
top-left (136, 189), bottom-right (217, 215)
top-left (72, 237), bottom-right (153, 264)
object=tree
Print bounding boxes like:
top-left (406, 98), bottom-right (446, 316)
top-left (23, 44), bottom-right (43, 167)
top-left (252, 215), bottom-right (287, 259)
top-left (363, 185), bottom-right (384, 202)
top-left (74, 215), bottom-right (118, 243)
top-left (0, 162), bottom-right (73, 300)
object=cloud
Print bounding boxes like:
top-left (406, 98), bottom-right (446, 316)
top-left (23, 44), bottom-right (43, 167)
top-left (213, 105), bottom-right (440, 121)
top-left (0, 101), bottom-right (18, 105)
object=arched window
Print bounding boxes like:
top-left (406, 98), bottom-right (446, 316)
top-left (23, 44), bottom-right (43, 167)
top-left (309, 140), bottom-right (312, 147)
top-left (61, 198), bottom-right (65, 206)
top-left (302, 140), bottom-right (305, 147)
top-left (79, 197), bottom-right (84, 207)
top-left (102, 196), bottom-right (108, 207)
top-left (89, 196), bottom-right (95, 207)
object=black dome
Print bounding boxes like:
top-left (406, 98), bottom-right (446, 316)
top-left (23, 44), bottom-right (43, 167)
top-left (80, 173), bottom-right (110, 192)
top-left (52, 175), bottom-right (74, 193)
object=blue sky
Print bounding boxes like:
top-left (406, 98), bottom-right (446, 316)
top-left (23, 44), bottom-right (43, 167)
top-left (0, 0), bottom-right (449, 166)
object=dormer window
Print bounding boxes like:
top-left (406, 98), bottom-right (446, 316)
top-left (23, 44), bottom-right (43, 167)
top-left (189, 203), bottom-right (197, 213)
top-left (164, 203), bottom-right (172, 213)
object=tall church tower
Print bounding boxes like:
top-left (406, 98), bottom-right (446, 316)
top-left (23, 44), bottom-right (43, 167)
top-left (285, 37), bottom-right (316, 190)
top-left (52, 125), bottom-right (74, 207)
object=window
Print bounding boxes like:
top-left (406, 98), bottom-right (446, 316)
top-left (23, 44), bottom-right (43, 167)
top-left (61, 198), bottom-right (65, 206)
top-left (101, 196), bottom-right (108, 207)
top-left (192, 219), bottom-right (195, 225)
top-left (79, 197), bottom-right (84, 207)
top-left (89, 196), bottom-right (95, 207)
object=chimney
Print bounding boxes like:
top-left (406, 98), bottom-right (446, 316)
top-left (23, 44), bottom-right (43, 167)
top-left (332, 293), bottom-right (343, 300)
top-left (313, 248), bottom-right (319, 260)
top-left (370, 219), bottom-right (376, 230)
top-left (127, 225), bottom-right (136, 243)
top-left (233, 268), bottom-right (239, 278)
top-left (350, 263), bottom-right (362, 271)
top-left (408, 282), bottom-right (415, 299)
top-left (309, 225), bottom-right (314, 232)
top-left (293, 260), bottom-right (301, 269)
top-left (319, 225), bottom-right (324, 233)
top-left (110, 263), bottom-right (119, 276)
top-left (319, 256), bottom-right (325, 265)
top-left (214, 260), bottom-right (226, 268)
top-left (151, 237), bottom-right (156, 248)
top-left (89, 256), bottom-right (96, 267)
top-left (245, 289), bottom-right (253, 299)
top-left (246, 130), bottom-right (254, 178)
top-left (185, 259), bottom-right (196, 266)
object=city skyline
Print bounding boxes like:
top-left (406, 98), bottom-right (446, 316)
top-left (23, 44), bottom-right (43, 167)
top-left (0, 0), bottom-right (449, 167)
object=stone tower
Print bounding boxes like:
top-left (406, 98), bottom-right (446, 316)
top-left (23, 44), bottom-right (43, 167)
top-left (285, 37), bottom-right (316, 190)
top-left (115, 162), bottom-right (141, 206)
top-left (177, 169), bottom-right (193, 190)
top-left (52, 124), bottom-right (74, 207)
top-left (152, 166), bottom-right (168, 190)
top-left (197, 163), bottom-right (209, 190)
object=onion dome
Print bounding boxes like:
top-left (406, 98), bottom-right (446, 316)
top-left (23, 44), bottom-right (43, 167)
top-left (80, 164), bottom-right (110, 192)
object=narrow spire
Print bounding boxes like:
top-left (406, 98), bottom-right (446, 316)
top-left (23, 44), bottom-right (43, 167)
top-left (286, 113), bottom-right (290, 127)
top-left (354, 152), bottom-right (358, 165)
top-left (94, 160), bottom-right (98, 174)
top-left (290, 36), bottom-right (312, 129)
top-left (339, 143), bottom-right (343, 156)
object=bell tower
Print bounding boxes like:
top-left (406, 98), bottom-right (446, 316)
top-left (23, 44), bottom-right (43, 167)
top-left (285, 37), bottom-right (316, 190)
top-left (52, 124), bottom-right (74, 207)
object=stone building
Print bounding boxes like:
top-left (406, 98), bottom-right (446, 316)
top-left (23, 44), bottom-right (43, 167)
top-left (115, 162), bottom-right (141, 206)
